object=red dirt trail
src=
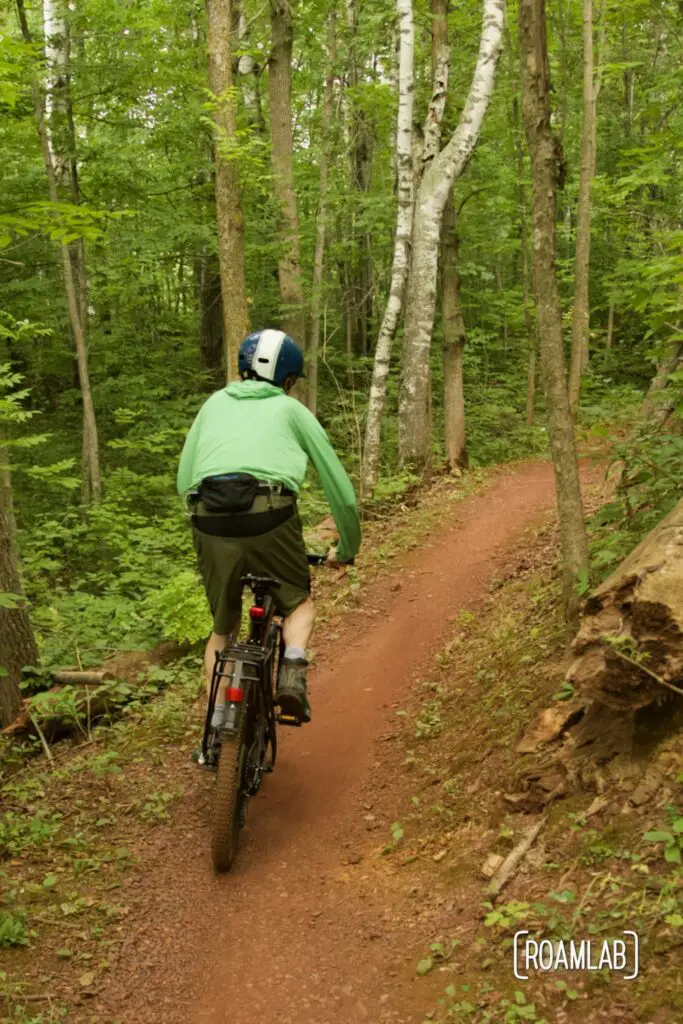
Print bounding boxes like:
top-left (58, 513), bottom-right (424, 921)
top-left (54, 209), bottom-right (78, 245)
top-left (97, 462), bottom-right (596, 1024)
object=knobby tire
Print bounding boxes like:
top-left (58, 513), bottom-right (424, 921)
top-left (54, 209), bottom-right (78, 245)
top-left (211, 706), bottom-right (248, 873)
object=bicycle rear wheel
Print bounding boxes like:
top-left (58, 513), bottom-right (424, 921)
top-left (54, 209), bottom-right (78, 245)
top-left (211, 707), bottom-right (248, 872)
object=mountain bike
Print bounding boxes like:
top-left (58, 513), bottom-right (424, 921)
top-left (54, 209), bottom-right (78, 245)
top-left (200, 553), bottom-right (327, 872)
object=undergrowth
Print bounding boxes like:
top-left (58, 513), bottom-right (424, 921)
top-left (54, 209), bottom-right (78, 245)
top-left (376, 527), bottom-right (683, 1024)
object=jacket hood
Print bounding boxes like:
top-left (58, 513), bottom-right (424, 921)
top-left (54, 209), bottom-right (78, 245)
top-left (224, 380), bottom-right (283, 400)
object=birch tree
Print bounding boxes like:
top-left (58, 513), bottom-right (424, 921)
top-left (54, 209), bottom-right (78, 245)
top-left (398, 0), bottom-right (505, 472)
top-left (519, 0), bottom-right (589, 625)
top-left (568, 0), bottom-right (601, 413)
top-left (361, 0), bottom-right (414, 495)
top-left (206, 0), bottom-right (250, 379)
top-left (308, 7), bottom-right (337, 417)
top-left (268, 0), bottom-right (306, 348)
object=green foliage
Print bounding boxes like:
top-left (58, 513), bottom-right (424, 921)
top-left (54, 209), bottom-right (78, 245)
top-left (589, 426), bottom-right (683, 576)
top-left (643, 809), bottom-right (683, 866)
top-left (0, 909), bottom-right (31, 949)
top-left (142, 569), bottom-right (212, 645)
top-left (0, 810), bottom-right (62, 857)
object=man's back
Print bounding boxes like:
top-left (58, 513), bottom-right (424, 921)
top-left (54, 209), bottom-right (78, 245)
top-left (177, 380), bottom-right (309, 495)
top-left (177, 377), bottom-right (360, 564)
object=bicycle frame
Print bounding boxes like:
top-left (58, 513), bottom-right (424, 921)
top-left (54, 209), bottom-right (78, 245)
top-left (201, 575), bottom-right (284, 790)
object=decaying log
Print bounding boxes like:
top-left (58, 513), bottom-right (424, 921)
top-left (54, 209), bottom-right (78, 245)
top-left (568, 497), bottom-right (683, 710)
top-left (52, 670), bottom-right (115, 685)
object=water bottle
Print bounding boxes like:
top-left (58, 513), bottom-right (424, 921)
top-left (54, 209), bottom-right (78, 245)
top-left (210, 702), bottom-right (225, 729)
top-left (223, 703), bottom-right (238, 731)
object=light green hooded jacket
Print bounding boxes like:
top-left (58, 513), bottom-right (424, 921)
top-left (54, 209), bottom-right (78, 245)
top-left (177, 380), bottom-right (361, 562)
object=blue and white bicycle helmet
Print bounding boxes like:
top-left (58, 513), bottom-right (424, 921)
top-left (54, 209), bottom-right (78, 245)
top-left (238, 329), bottom-right (304, 387)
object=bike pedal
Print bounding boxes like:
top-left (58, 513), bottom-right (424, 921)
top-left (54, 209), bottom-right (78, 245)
top-left (276, 713), bottom-right (302, 728)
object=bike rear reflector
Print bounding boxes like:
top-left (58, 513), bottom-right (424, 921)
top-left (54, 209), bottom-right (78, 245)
top-left (227, 687), bottom-right (244, 702)
top-left (249, 606), bottom-right (265, 619)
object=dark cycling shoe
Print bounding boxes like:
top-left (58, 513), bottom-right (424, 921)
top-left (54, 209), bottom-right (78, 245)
top-left (276, 658), bottom-right (311, 723)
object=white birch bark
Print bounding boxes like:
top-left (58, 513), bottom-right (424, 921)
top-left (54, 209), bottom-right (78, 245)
top-left (360, 0), bottom-right (414, 496)
top-left (42, 0), bottom-right (66, 141)
top-left (237, 9), bottom-right (259, 126)
top-left (398, 0), bottom-right (505, 470)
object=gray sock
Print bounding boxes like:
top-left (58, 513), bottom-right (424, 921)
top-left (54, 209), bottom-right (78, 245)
top-left (284, 646), bottom-right (306, 662)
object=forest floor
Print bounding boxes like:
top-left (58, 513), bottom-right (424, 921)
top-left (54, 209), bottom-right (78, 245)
top-left (2, 458), bottom-right (682, 1024)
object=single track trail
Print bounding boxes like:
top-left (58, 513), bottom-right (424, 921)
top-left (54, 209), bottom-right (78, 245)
top-left (98, 461), bottom-right (598, 1024)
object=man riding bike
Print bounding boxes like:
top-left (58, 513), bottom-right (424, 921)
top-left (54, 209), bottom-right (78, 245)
top-left (177, 328), bottom-right (361, 724)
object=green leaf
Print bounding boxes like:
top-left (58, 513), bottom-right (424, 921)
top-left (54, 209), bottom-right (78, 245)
top-left (664, 845), bottom-right (681, 864)
top-left (643, 830), bottom-right (673, 843)
top-left (416, 958), bottom-right (434, 977)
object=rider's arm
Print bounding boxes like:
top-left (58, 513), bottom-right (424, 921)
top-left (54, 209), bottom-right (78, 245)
top-left (177, 408), bottom-right (202, 496)
top-left (291, 405), bottom-right (361, 563)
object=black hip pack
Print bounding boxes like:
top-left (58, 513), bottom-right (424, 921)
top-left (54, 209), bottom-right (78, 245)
top-left (197, 473), bottom-right (260, 513)
top-left (190, 473), bottom-right (295, 538)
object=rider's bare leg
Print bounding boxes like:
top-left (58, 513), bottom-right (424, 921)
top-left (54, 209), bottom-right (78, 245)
top-left (282, 598), bottom-right (315, 656)
top-left (204, 632), bottom-right (228, 691)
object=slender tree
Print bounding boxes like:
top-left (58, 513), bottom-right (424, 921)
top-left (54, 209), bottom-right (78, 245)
top-left (308, 7), bottom-right (337, 416)
top-left (344, 0), bottom-right (374, 357)
top-left (437, 0), bottom-right (468, 469)
top-left (519, 0), bottom-right (589, 625)
top-left (361, 0), bottom-right (415, 495)
top-left (206, 0), bottom-right (250, 378)
top-left (17, 0), bottom-right (101, 501)
top-left (268, 0), bottom-right (306, 348)
top-left (441, 194), bottom-right (468, 467)
top-left (568, 0), bottom-right (601, 412)
top-left (398, 0), bottom-right (505, 472)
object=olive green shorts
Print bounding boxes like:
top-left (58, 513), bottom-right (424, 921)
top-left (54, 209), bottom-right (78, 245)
top-left (192, 506), bottom-right (311, 636)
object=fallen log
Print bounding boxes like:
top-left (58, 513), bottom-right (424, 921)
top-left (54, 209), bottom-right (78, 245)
top-left (52, 670), bottom-right (115, 686)
top-left (567, 497), bottom-right (683, 710)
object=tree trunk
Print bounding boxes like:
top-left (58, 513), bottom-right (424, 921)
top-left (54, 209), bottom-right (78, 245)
top-left (206, 0), bottom-right (250, 379)
top-left (268, 0), bottom-right (306, 348)
top-left (567, 498), bottom-right (683, 711)
top-left (345, 0), bottom-right (374, 357)
top-left (441, 193), bottom-right (468, 468)
top-left (17, 0), bottom-right (101, 502)
top-left (195, 251), bottom-right (224, 378)
top-left (519, 0), bottom-right (589, 625)
top-left (568, 0), bottom-right (598, 414)
top-left (641, 341), bottom-right (683, 424)
top-left (606, 300), bottom-right (615, 350)
top-left (361, 0), bottom-right (415, 496)
top-left (505, 24), bottom-right (537, 425)
top-left (308, 8), bottom-right (337, 417)
top-left (237, 6), bottom-right (262, 129)
top-left (398, 0), bottom-right (505, 472)
top-left (0, 439), bottom-right (38, 728)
